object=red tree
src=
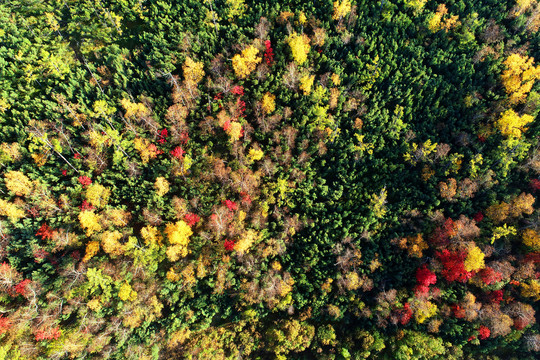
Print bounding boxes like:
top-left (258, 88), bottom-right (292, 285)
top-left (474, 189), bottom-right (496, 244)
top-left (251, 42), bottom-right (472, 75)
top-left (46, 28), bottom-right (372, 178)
top-left (264, 40), bottom-right (274, 65)
top-left (437, 249), bottom-right (472, 282)
top-left (479, 325), bottom-right (490, 339)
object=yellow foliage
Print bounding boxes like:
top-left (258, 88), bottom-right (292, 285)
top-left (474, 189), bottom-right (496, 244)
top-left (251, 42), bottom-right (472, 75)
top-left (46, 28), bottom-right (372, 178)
top-left (87, 298), bottom-right (101, 311)
top-left (154, 177), bottom-right (170, 197)
top-left (521, 279), bottom-right (540, 301)
top-left (312, 27), bottom-right (327, 47)
top-left (106, 208), bottom-right (130, 227)
top-left (101, 231), bottom-right (124, 257)
top-left (232, 45), bottom-right (261, 79)
top-left (405, 0), bottom-right (428, 13)
top-left (166, 244), bottom-right (188, 262)
top-left (288, 33), bottom-right (311, 65)
top-left (427, 4), bottom-right (460, 32)
top-left (370, 188), bottom-right (388, 218)
top-left (344, 272), bottom-right (361, 291)
top-left (464, 246), bottom-right (485, 272)
top-left (226, 0), bottom-right (246, 19)
top-left (398, 234), bottom-right (428, 258)
top-left (183, 57), bottom-right (204, 85)
top-left (4, 171), bottom-right (32, 196)
top-left (486, 202), bottom-right (510, 223)
top-left (0, 199), bottom-right (25, 222)
top-left (248, 148), bottom-right (264, 162)
top-left (235, 229), bottom-right (260, 255)
top-left (164, 220), bottom-right (191, 261)
top-left (501, 53), bottom-right (540, 104)
top-left (490, 224), bottom-right (517, 244)
top-left (413, 300), bottom-right (437, 324)
top-left (167, 267), bottom-right (180, 282)
top-left (134, 137), bottom-right (159, 164)
top-left (83, 241), bottom-right (100, 262)
top-left (79, 211), bottom-right (102, 236)
top-left (93, 100), bottom-right (116, 117)
top-left (262, 92), bottom-right (276, 114)
top-left (496, 109), bottom-right (534, 138)
top-left (118, 282), bottom-right (137, 302)
top-left (141, 225), bottom-right (162, 245)
top-left (0, 143), bottom-right (21, 163)
top-left (299, 75), bottom-right (315, 95)
top-left (226, 121), bottom-right (243, 143)
top-left (522, 229), bottom-right (540, 250)
top-left (31, 153), bottom-right (47, 167)
top-left (86, 183), bottom-right (111, 208)
top-left (332, 0), bottom-right (352, 20)
top-left (120, 98), bottom-right (150, 119)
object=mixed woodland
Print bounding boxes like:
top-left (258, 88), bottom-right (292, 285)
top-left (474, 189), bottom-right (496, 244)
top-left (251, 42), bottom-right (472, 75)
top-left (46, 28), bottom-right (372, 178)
top-left (1, 0), bottom-right (540, 359)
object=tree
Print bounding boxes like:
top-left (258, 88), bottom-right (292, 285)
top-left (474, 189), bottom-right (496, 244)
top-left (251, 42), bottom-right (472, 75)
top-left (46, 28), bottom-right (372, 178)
top-left (522, 229), bottom-right (540, 250)
top-left (496, 109), bottom-right (534, 138)
top-left (437, 249), bottom-right (472, 282)
top-left (4, 171), bottom-right (33, 196)
top-left (232, 46), bottom-right (261, 78)
top-left (332, 0), bottom-right (352, 21)
top-left (464, 245), bottom-right (485, 272)
top-left (79, 211), bottom-right (102, 236)
top-left (501, 53), bottom-right (540, 104)
top-left (262, 92), bottom-right (275, 114)
top-left (86, 183), bottom-right (111, 208)
top-left (288, 33), bottom-right (310, 65)
top-left (154, 177), bottom-right (170, 197)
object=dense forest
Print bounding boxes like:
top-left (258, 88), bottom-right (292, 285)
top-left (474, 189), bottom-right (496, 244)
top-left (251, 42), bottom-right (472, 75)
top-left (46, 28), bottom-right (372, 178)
top-left (0, 0), bottom-right (539, 358)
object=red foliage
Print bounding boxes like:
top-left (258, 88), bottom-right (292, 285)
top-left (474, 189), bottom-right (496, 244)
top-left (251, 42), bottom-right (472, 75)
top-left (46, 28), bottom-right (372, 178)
top-left (478, 267), bottom-right (503, 285)
top-left (397, 303), bottom-right (412, 325)
top-left (487, 290), bottom-right (504, 304)
top-left (240, 192), bottom-right (252, 205)
top-left (530, 179), bottom-right (540, 191)
top-left (184, 213), bottom-right (200, 227)
top-left (179, 131), bottom-right (190, 145)
top-left (71, 250), bottom-right (81, 261)
top-left (61, 169), bottom-right (67, 176)
top-left (473, 211), bottom-right (484, 222)
top-left (0, 315), bottom-right (12, 335)
top-left (232, 86), bottom-right (244, 96)
top-left (223, 200), bottom-right (238, 212)
top-left (430, 218), bottom-right (457, 247)
top-left (524, 252), bottom-right (540, 264)
top-left (452, 304), bottom-right (466, 319)
top-left (214, 92), bottom-right (223, 100)
top-left (36, 223), bottom-right (55, 240)
top-left (73, 153), bottom-right (81, 159)
top-left (33, 248), bottom-right (49, 263)
top-left (158, 128), bottom-right (168, 144)
top-left (170, 146), bottom-right (185, 159)
top-left (13, 279), bottom-right (31, 297)
top-left (416, 265), bottom-right (437, 287)
top-left (478, 325), bottom-right (490, 340)
top-left (79, 200), bottom-right (95, 211)
top-left (34, 326), bottom-right (61, 341)
top-left (78, 176), bottom-right (92, 187)
top-left (436, 249), bottom-right (472, 283)
top-left (224, 239), bottom-right (236, 251)
top-left (264, 40), bottom-right (274, 65)
top-left (223, 119), bottom-right (231, 132)
top-left (478, 135), bottom-right (486, 143)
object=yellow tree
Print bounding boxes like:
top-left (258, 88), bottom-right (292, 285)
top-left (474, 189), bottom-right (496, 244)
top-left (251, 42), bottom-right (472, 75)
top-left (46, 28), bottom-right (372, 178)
top-left (332, 0), bottom-right (352, 20)
top-left (496, 109), bottom-right (534, 138)
top-left (164, 220), bottom-right (192, 261)
top-left (79, 211), bottom-right (102, 236)
top-left (501, 53), bottom-right (540, 104)
top-left (154, 177), bottom-right (170, 197)
top-left (262, 93), bottom-right (276, 114)
top-left (86, 183), bottom-right (111, 208)
top-left (288, 33), bottom-right (311, 65)
top-left (4, 171), bottom-right (33, 197)
top-left (464, 245), bottom-right (485, 272)
top-left (232, 46), bottom-right (261, 78)
top-left (522, 229), bottom-right (540, 250)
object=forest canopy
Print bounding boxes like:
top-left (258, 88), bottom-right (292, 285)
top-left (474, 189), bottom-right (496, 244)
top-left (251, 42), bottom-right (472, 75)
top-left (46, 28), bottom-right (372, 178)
top-left (0, 0), bottom-right (540, 359)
